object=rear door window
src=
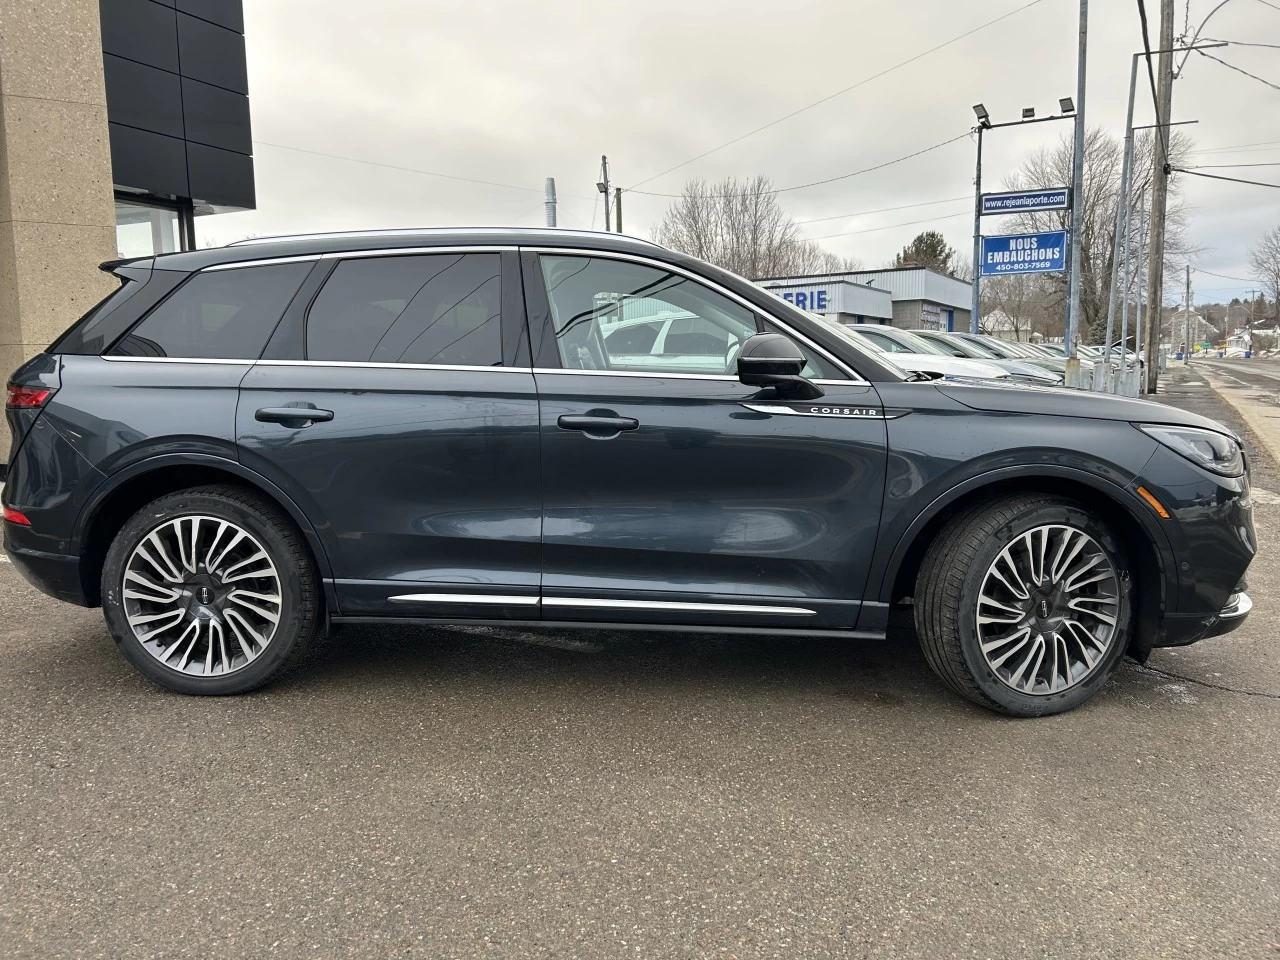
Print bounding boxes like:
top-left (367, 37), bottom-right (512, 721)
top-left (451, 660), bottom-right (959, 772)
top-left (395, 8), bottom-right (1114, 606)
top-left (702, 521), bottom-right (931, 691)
top-left (110, 262), bottom-right (311, 359)
top-left (306, 254), bottom-right (502, 366)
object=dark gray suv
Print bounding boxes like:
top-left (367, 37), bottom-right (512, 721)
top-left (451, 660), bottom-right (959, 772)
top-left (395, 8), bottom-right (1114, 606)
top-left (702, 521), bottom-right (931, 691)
top-left (2, 229), bottom-right (1256, 715)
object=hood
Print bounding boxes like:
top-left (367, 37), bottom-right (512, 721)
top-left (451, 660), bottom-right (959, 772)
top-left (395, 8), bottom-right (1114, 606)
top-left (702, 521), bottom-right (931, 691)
top-left (988, 358), bottom-right (1062, 382)
top-left (884, 354), bottom-right (1009, 380)
top-left (936, 379), bottom-right (1236, 434)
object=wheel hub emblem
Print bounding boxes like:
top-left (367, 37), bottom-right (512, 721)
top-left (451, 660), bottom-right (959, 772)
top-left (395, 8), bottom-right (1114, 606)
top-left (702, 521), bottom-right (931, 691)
top-left (1038, 599), bottom-right (1051, 619)
top-left (198, 586), bottom-right (213, 605)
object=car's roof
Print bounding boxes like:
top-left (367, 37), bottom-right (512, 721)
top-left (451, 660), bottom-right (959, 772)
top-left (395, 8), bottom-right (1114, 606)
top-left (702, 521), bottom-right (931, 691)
top-left (151, 227), bottom-right (669, 272)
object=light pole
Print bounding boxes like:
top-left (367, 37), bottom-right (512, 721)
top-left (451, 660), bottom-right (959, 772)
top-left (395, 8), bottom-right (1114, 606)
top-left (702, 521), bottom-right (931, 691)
top-left (1104, 43), bottom-right (1222, 389)
top-left (968, 103), bottom-right (1076, 336)
top-left (1063, 0), bottom-right (1088, 387)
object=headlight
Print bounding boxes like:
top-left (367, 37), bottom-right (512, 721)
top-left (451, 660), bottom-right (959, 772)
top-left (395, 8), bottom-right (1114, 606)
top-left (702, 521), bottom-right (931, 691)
top-left (1139, 424), bottom-right (1244, 476)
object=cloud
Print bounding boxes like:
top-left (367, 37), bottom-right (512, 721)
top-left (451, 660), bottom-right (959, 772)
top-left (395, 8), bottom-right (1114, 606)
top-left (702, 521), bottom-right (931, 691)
top-left (198, 0), bottom-right (1278, 297)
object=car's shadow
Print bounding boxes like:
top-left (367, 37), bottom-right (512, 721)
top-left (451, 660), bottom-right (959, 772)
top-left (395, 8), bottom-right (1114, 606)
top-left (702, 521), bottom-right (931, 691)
top-left (295, 608), bottom-right (936, 703)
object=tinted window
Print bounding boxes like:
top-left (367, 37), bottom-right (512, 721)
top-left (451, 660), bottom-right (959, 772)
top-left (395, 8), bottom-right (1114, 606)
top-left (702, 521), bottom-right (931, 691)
top-left (540, 255), bottom-right (756, 375)
top-left (111, 262), bottom-right (310, 359)
top-left (307, 254), bottom-right (502, 366)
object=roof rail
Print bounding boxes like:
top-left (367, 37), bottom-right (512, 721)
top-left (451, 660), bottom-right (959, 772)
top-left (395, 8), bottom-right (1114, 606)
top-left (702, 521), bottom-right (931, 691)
top-left (226, 227), bottom-right (661, 248)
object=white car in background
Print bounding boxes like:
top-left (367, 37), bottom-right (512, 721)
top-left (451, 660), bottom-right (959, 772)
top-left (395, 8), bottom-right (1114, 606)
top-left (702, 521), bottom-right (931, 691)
top-left (821, 322), bottom-right (1013, 381)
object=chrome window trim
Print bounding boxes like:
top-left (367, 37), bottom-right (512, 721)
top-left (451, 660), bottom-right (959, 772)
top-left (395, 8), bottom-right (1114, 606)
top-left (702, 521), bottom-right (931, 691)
top-left (202, 255), bottom-right (324, 271)
top-left (531, 368), bottom-right (860, 385)
top-left (253, 359), bottom-right (533, 374)
top-left (542, 597), bottom-right (816, 616)
top-left (101, 355), bottom-right (256, 365)
top-left (522, 245), bottom-right (867, 385)
top-left (389, 593), bottom-right (540, 605)
top-left (533, 367), bottom-right (736, 382)
top-left (319, 245), bottom-right (516, 260)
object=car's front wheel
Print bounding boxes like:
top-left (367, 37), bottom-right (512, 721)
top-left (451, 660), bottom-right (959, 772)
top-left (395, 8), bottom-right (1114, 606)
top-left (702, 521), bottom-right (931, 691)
top-left (914, 495), bottom-right (1131, 716)
top-left (101, 485), bottom-right (322, 695)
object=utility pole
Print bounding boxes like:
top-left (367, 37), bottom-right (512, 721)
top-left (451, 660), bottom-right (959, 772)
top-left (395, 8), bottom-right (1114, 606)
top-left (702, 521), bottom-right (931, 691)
top-left (1064, 0), bottom-right (1088, 386)
top-left (970, 123), bottom-right (984, 335)
top-left (544, 177), bottom-right (557, 227)
top-left (614, 187), bottom-right (623, 233)
top-left (1183, 264), bottom-right (1191, 364)
top-left (597, 156), bottom-right (611, 232)
top-left (1143, 0), bottom-right (1175, 392)
top-left (1135, 186), bottom-right (1147, 392)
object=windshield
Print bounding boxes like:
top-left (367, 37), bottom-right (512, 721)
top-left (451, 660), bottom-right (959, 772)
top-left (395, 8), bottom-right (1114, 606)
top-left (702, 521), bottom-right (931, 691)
top-left (955, 336), bottom-right (1002, 359)
top-left (892, 329), bottom-right (950, 355)
top-left (825, 324), bottom-right (887, 354)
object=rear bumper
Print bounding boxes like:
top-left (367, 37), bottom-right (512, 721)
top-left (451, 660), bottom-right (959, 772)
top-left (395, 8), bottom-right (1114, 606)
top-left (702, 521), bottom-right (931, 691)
top-left (1156, 590), bottom-right (1252, 647)
top-left (4, 539), bottom-right (88, 606)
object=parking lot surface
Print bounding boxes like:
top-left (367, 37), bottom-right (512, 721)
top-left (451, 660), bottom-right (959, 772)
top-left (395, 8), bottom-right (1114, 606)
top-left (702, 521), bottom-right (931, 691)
top-left (1, 366), bottom-right (1276, 959)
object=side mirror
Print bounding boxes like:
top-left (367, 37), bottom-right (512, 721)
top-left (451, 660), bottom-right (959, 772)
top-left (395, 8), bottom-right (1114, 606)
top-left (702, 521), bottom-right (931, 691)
top-left (736, 333), bottom-right (824, 400)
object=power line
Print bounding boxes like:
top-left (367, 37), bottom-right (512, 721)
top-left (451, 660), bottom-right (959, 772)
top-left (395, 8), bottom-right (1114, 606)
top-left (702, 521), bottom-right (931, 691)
top-left (1257, 0), bottom-right (1280, 13)
top-left (1188, 139), bottom-right (1280, 153)
top-left (795, 195), bottom-right (971, 225)
top-left (1194, 49), bottom-right (1280, 93)
top-left (803, 211), bottom-right (971, 242)
top-left (1136, 0), bottom-right (1170, 158)
top-left (627, 133), bottom-right (970, 198)
top-left (1200, 36), bottom-right (1280, 48)
top-left (1174, 167), bottom-right (1280, 188)
top-left (624, 0), bottom-right (1048, 189)
top-left (253, 140), bottom-right (591, 198)
top-left (1189, 162), bottom-right (1280, 168)
top-left (1194, 267), bottom-right (1258, 282)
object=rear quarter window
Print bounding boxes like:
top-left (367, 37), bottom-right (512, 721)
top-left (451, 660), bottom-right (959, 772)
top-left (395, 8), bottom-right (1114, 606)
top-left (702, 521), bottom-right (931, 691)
top-left (110, 262), bottom-right (311, 360)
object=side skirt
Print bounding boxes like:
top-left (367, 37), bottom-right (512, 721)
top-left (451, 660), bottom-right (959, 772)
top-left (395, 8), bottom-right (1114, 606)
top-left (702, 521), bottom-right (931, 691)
top-left (328, 616), bottom-right (886, 640)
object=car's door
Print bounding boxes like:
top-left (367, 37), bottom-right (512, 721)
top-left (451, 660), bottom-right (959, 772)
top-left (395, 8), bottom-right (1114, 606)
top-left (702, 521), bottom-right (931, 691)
top-left (236, 248), bottom-right (542, 619)
top-left (524, 249), bottom-right (889, 631)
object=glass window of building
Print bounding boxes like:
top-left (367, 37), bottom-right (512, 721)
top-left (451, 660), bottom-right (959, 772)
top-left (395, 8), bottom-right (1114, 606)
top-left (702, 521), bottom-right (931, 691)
top-left (115, 199), bottom-right (183, 258)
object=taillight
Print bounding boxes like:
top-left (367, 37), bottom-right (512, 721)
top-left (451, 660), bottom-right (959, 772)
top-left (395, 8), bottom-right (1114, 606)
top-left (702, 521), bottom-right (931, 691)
top-left (6, 385), bottom-right (50, 408)
top-left (2, 507), bottom-right (31, 526)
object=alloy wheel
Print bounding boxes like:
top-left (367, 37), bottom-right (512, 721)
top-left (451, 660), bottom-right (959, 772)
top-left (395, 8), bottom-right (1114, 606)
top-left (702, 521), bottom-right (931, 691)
top-left (121, 516), bottom-right (282, 677)
top-left (975, 523), bottom-right (1120, 696)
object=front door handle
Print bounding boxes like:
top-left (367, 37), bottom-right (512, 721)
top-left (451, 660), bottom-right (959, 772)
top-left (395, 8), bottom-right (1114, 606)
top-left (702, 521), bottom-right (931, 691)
top-left (557, 412), bottom-right (639, 438)
top-left (255, 406), bottom-right (335, 427)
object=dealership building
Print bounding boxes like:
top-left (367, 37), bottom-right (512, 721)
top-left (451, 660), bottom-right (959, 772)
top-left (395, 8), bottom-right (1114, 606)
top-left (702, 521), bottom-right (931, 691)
top-left (757, 267), bottom-right (972, 331)
top-left (0, 0), bottom-right (254, 412)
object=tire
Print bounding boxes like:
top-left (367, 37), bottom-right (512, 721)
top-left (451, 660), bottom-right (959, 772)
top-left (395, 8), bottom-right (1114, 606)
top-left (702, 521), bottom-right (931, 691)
top-left (914, 495), bottom-right (1131, 717)
top-left (101, 484), bottom-right (323, 695)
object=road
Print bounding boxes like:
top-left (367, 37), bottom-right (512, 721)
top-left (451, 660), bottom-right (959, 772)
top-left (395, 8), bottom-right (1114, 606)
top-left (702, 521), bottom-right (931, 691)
top-left (0, 368), bottom-right (1276, 959)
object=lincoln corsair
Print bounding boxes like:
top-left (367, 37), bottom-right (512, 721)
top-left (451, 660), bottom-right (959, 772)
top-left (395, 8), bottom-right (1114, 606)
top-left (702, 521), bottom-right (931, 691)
top-left (3, 229), bottom-right (1255, 715)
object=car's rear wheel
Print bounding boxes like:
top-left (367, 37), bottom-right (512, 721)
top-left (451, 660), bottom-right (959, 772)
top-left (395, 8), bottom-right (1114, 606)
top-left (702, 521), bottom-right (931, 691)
top-left (914, 495), bottom-right (1130, 716)
top-left (102, 485), bottom-right (322, 695)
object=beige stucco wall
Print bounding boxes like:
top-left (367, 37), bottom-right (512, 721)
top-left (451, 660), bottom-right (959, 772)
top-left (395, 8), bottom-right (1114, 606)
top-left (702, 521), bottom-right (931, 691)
top-left (0, 0), bottom-right (117, 448)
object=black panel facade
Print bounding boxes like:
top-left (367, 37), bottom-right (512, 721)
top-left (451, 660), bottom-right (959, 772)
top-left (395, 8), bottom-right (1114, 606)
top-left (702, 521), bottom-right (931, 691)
top-left (100, 0), bottom-right (254, 212)
top-left (108, 124), bottom-right (190, 198)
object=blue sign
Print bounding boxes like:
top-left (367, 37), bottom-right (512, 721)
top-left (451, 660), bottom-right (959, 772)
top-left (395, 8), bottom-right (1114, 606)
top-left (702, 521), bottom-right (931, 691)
top-left (980, 231), bottom-right (1068, 276)
top-left (982, 188), bottom-right (1071, 215)
top-left (779, 289), bottom-right (829, 311)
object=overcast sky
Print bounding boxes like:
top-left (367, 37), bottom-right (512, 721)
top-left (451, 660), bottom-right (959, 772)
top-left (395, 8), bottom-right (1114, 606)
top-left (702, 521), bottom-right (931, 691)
top-left (199, 0), bottom-right (1280, 304)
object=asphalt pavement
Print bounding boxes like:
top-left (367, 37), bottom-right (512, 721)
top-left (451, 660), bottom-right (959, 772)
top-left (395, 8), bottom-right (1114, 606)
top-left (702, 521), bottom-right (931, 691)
top-left (0, 370), bottom-right (1276, 959)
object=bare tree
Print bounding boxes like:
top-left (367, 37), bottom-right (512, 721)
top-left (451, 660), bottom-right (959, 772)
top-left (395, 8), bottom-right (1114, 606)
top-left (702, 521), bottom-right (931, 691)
top-left (979, 273), bottom-right (1062, 341)
top-left (652, 177), bottom-right (861, 278)
top-left (1249, 226), bottom-right (1280, 322)
top-left (995, 128), bottom-right (1194, 342)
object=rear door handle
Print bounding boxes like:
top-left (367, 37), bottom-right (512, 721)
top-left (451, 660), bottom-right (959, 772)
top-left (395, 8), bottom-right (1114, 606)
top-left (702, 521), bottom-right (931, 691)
top-left (557, 413), bottom-right (639, 438)
top-left (255, 406), bottom-right (335, 426)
